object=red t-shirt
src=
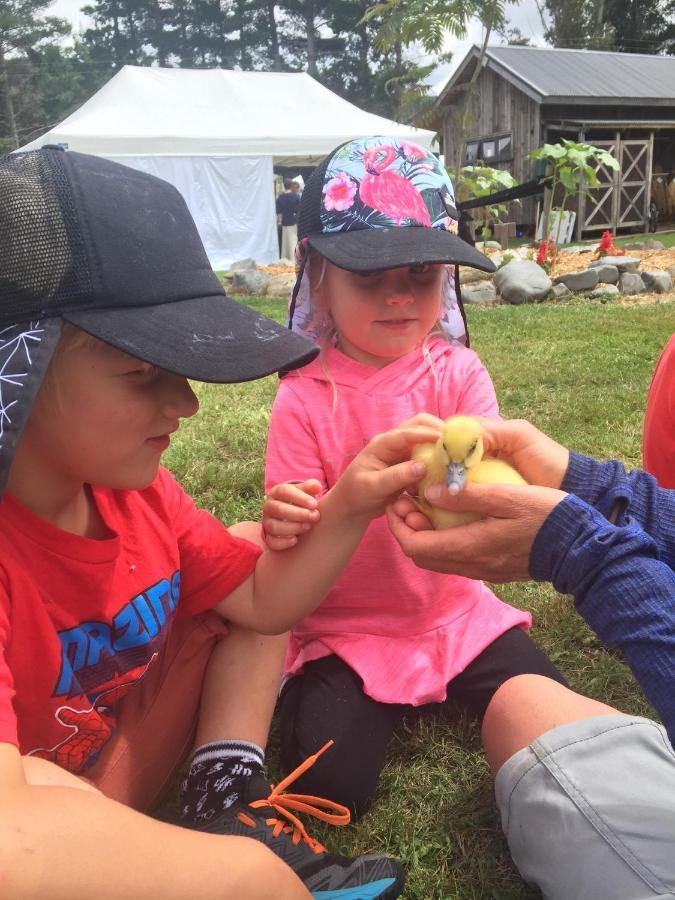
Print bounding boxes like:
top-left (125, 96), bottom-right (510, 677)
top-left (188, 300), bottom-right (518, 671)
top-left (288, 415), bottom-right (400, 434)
top-left (643, 333), bottom-right (675, 489)
top-left (0, 467), bottom-right (261, 773)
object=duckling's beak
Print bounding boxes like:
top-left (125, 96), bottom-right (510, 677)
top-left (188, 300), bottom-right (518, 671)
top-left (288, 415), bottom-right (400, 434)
top-left (446, 462), bottom-right (466, 494)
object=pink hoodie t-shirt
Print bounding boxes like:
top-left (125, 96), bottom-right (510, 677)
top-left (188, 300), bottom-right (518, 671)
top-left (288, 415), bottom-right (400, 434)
top-left (265, 338), bottom-right (531, 705)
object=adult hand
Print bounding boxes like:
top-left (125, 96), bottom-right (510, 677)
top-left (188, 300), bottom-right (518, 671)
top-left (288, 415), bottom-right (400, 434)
top-left (387, 481), bottom-right (567, 582)
top-left (472, 418), bottom-right (570, 489)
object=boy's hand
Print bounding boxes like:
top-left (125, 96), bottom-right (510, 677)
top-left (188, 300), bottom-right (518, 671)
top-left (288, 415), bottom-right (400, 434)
top-left (337, 417), bottom-right (441, 520)
top-left (262, 480), bottom-right (323, 550)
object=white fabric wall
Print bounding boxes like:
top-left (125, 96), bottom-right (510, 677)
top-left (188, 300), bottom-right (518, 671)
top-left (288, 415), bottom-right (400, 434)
top-left (107, 155), bottom-right (278, 270)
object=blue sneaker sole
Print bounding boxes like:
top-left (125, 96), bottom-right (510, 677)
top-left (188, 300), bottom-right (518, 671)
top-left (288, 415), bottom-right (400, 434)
top-left (311, 878), bottom-right (398, 899)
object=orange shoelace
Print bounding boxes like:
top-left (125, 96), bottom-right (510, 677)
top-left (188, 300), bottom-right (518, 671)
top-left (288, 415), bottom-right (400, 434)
top-left (236, 740), bottom-right (350, 854)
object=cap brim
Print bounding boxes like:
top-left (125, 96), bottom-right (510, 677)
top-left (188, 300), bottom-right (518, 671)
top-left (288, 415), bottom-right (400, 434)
top-left (308, 227), bottom-right (496, 274)
top-left (63, 293), bottom-right (318, 383)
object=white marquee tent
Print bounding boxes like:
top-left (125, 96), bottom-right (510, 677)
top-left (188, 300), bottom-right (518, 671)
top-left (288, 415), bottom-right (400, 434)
top-left (22, 66), bottom-right (436, 269)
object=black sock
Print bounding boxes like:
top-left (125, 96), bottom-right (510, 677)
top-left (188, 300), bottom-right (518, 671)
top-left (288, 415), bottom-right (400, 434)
top-left (179, 740), bottom-right (267, 825)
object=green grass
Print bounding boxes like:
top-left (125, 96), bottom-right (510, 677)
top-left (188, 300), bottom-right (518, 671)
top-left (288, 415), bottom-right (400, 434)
top-left (162, 296), bottom-right (674, 899)
top-left (506, 229), bottom-right (675, 251)
top-left (613, 229), bottom-right (675, 249)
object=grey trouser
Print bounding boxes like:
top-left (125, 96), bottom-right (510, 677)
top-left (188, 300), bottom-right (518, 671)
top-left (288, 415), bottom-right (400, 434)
top-left (495, 715), bottom-right (675, 899)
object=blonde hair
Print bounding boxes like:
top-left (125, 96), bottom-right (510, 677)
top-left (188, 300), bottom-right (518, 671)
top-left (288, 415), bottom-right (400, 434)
top-left (40, 323), bottom-right (100, 401)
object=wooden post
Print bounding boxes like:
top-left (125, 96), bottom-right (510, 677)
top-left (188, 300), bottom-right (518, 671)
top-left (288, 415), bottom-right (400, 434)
top-left (611, 131), bottom-right (621, 235)
top-left (644, 131), bottom-right (654, 233)
top-left (576, 129), bottom-right (585, 242)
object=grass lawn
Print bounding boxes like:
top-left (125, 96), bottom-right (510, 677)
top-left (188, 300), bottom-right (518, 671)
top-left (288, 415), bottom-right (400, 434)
top-left (163, 296), bottom-right (674, 899)
top-left (507, 229), bottom-right (675, 251)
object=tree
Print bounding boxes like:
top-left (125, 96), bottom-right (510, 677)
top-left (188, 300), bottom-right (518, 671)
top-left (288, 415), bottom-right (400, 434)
top-left (543, 0), bottom-right (675, 53)
top-left (605, 0), bottom-right (672, 54)
top-left (544, 0), bottom-right (613, 48)
top-left (0, 0), bottom-right (70, 149)
top-left (363, 0), bottom-right (519, 175)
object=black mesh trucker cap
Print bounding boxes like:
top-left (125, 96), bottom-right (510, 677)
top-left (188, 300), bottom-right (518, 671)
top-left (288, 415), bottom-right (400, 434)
top-left (0, 147), bottom-right (318, 493)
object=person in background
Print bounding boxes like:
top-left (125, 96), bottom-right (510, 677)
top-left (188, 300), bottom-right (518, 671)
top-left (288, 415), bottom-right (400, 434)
top-left (277, 178), bottom-right (301, 261)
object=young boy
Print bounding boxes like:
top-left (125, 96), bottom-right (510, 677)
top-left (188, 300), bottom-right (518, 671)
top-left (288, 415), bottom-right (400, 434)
top-left (0, 148), bottom-right (431, 898)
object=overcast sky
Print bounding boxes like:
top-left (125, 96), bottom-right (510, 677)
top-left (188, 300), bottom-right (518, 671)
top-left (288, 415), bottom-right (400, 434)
top-left (48, 0), bottom-right (549, 94)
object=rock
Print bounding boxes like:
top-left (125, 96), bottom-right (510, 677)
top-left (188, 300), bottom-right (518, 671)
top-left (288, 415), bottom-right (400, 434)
top-left (554, 269), bottom-right (599, 292)
top-left (494, 260), bottom-right (552, 304)
top-left (641, 270), bottom-right (673, 293)
top-left (591, 264), bottom-right (619, 285)
top-left (459, 266), bottom-right (491, 285)
top-left (550, 283), bottom-right (572, 300)
top-left (229, 257), bottom-right (258, 272)
top-left (476, 240), bottom-right (502, 251)
top-left (461, 281), bottom-right (497, 304)
top-left (231, 270), bottom-right (271, 295)
top-left (618, 272), bottom-right (645, 295)
top-left (587, 284), bottom-right (620, 298)
top-left (267, 273), bottom-right (296, 296)
top-left (589, 255), bottom-right (640, 273)
top-left (622, 241), bottom-right (647, 251)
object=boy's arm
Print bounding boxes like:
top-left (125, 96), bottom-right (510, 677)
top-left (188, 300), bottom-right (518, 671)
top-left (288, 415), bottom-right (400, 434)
top-left (218, 422), bottom-right (435, 633)
top-left (0, 742), bottom-right (310, 899)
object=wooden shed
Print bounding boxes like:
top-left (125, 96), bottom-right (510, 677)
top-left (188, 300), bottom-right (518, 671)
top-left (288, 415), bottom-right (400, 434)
top-left (433, 45), bottom-right (675, 238)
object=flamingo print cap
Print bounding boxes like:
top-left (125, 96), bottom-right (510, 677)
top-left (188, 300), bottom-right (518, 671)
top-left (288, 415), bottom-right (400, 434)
top-left (288, 136), bottom-right (495, 345)
top-left (296, 136), bottom-right (495, 274)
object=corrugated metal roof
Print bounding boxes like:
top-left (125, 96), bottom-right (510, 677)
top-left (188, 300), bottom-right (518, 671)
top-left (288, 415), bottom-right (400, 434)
top-left (485, 46), bottom-right (675, 101)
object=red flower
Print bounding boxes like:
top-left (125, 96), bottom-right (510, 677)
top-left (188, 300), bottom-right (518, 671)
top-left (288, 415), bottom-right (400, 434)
top-left (595, 230), bottom-right (625, 258)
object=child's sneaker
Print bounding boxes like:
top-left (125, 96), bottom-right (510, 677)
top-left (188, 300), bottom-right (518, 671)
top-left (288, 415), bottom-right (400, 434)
top-left (183, 742), bottom-right (405, 899)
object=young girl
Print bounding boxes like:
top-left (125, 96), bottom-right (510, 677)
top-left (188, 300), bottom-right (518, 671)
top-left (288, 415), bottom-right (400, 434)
top-left (263, 136), bottom-right (567, 818)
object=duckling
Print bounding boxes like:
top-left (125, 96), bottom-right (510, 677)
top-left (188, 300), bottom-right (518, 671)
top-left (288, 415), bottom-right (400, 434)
top-left (411, 415), bottom-right (526, 529)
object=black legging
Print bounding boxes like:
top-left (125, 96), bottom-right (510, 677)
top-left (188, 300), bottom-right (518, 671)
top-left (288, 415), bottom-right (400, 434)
top-left (278, 627), bottom-right (567, 819)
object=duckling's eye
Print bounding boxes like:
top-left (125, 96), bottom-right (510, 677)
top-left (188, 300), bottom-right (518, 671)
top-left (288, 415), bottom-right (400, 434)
top-left (468, 441), bottom-right (478, 454)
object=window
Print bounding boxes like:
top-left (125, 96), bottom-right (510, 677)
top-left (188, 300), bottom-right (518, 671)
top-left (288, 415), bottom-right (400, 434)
top-left (497, 134), bottom-right (513, 159)
top-left (463, 132), bottom-right (513, 164)
top-left (481, 139), bottom-right (496, 160)
top-left (464, 141), bottom-right (480, 163)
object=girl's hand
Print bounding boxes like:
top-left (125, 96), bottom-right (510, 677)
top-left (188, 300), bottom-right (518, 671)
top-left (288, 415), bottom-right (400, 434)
top-left (336, 416), bottom-right (442, 520)
top-left (262, 480), bottom-right (323, 550)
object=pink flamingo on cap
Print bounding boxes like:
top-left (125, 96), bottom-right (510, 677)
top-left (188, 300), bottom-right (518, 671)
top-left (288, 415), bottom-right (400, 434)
top-left (359, 145), bottom-right (431, 226)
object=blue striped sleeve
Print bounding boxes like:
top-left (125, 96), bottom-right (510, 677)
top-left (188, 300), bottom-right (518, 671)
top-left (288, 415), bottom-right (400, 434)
top-left (531, 493), bottom-right (675, 747)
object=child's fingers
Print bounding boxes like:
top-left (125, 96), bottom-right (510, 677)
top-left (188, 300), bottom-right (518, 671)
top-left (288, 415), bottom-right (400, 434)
top-left (368, 425), bottom-right (442, 464)
top-left (268, 482), bottom-right (321, 510)
top-left (297, 478), bottom-right (324, 497)
top-left (396, 413), bottom-right (444, 432)
top-left (263, 496), bottom-right (320, 525)
top-left (264, 513), bottom-right (316, 535)
top-left (264, 533), bottom-right (299, 551)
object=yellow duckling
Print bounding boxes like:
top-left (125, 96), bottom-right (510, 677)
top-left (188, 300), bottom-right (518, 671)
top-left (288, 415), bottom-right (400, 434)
top-left (411, 415), bottom-right (527, 529)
